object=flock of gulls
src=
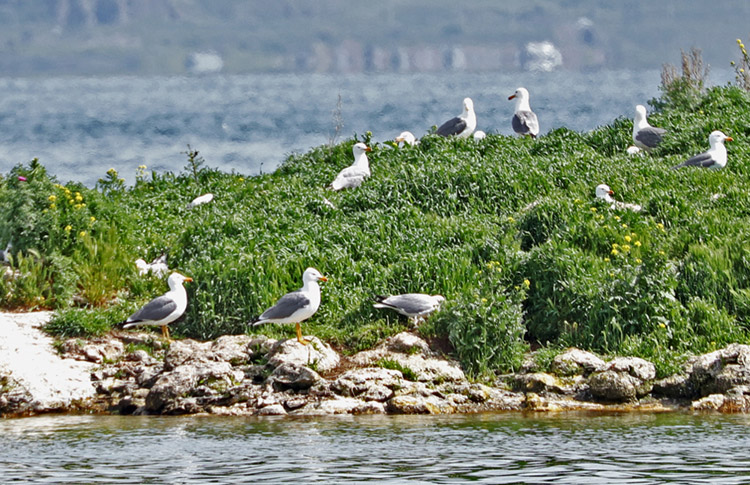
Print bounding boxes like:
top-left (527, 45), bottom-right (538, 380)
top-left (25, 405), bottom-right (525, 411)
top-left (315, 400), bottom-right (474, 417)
top-left (118, 87), bottom-right (735, 345)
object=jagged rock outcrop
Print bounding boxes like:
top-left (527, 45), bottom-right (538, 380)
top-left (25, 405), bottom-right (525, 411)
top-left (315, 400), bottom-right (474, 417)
top-left (8, 312), bottom-right (750, 417)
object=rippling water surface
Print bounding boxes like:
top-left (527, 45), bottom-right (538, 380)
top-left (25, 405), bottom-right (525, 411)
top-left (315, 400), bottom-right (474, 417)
top-left (2, 412), bottom-right (750, 483)
top-left (3, 69), bottom-right (735, 187)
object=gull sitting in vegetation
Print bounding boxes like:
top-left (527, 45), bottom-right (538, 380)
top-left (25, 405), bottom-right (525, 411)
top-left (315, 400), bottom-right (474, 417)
top-left (672, 130), bottom-right (733, 170)
top-left (473, 130), bottom-right (486, 140)
top-left (120, 272), bottom-right (193, 340)
top-left (632, 105), bottom-right (666, 151)
top-left (251, 267), bottom-right (328, 345)
top-left (135, 253), bottom-right (169, 278)
top-left (188, 193), bottom-right (214, 208)
top-left (0, 241), bottom-right (12, 264)
top-left (595, 184), bottom-right (642, 212)
top-left (373, 293), bottom-right (445, 326)
top-left (436, 97), bottom-right (476, 138)
top-left (509, 87), bottom-right (539, 138)
top-left (327, 143), bottom-right (371, 191)
top-left (395, 131), bottom-right (418, 146)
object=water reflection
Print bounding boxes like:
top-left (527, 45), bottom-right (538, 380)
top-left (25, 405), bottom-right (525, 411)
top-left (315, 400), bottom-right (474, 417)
top-left (2, 412), bottom-right (750, 483)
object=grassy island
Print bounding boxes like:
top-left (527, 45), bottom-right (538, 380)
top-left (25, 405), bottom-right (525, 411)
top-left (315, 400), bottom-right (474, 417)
top-left (2, 75), bottom-right (750, 379)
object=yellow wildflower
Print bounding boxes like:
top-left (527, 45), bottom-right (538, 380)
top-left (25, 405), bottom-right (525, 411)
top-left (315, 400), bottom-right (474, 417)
top-left (634, 241), bottom-right (642, 247)
top-left (636, 258), bottom-right (642, 264)
top-left (481, 298), bottom-right (487, 303)
top-left (611, 249), bottom-right (619, 256)
top-left (624, 235), bottom-right (632, 243)
top-left (138, 164), bottom-right (147, 170)
top-left (75, 193), bottom-right (83, 202)
top-left (614, 215), bottom-right (621, 221)
top-left (48, 195), bottom-right (57, 202)
top-left (238, 177), bottom-right (245, 182)
top-left (90, 216), bottom-right (96, 223)
top-left (659, 323), bottom-right (666, 329)
top-left (523, 279), bottom-right (530, 288)
top-left (49, 203), bottom-right (56, 210)
top-left (604, 257), bottom-right (610, 262)
top-left (612, 243), bottom-right (620, 249)
top-left (507, 216), bottom-right (515, 223)
top-left (79, 231), bottom-right (86, 238)
top-left (621, 223), bottom-right (628, 229)
top-left (590, 207), bottom-right (597, 212)
top-left (622, 244), bottom-right (631, 251)
top-left (64, 225), bottom-right (72, 232)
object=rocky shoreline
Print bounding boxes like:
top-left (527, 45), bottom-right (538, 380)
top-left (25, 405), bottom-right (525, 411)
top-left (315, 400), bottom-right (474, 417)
top-left (3, 312), bottom-right (750, 417)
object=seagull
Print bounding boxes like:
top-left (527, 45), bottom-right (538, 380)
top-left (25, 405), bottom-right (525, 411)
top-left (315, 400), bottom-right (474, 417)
top-left (251, 267), bottom-right (328, 345)
top-left (473, 130), bottom-right (486, 140)
top-left (328, 143), bottom-right (371, 191)
top-left (395, 131), bottom-right (418, 146)
top-left (626, 145), bottom-right (642, 155)
top-left (508, 87), bottom-right (539, 138)
top-left (595, 184), bottom-right (642, 212)
top-left (436, 98), bottom-right (476, 138)
top-left (373, 293), bottom-right (445, 325)
top-left (672, 131), bottom-right (733, 170)
top-left (120, 272), bottom-right (193, 340)
top-left (0, 242), bottom-right (12, 264)
top-left (188, 193), bottom-right (214, 208)
top-left (632, 105), bottom-right (666, 151)
top-left (135, 253), bottom-right (169, 278)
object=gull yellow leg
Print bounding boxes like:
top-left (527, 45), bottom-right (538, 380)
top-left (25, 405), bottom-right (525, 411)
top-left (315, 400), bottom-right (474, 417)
top-left (295, 322), bottom-right (309, 345)
top-left (162, 325), bottom-right (171, 340)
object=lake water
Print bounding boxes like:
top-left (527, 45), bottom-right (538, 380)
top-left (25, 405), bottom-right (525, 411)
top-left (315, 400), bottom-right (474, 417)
top-left (2, 412), bottom-right (750, 483)
top-left (0, 69), bottom-right (733, 187)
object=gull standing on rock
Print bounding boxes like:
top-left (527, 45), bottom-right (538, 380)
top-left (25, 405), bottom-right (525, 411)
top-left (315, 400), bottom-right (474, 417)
top-left (120, 272), bottom-right (193, 340)
top-left (509, 87), bottom-right (539, 138)
top-left (672, 131), bottom-right (733, 170)
top-left (595, 184), bottom-right (642, 212)
top-left (436, 98), bottom-right (476, 138)
top-left (328, 142), bottom-right (371, 191)
top-left (251, 267), bottom-right (328, 345)
top-left (373, 293), bottom-right (445, 326)
top-left (632, 105), bottom-right (666, 151)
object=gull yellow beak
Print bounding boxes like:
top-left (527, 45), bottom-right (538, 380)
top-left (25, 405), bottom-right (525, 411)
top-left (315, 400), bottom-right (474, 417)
top-left (508, 94), bottom-right (516, 100)
top-left (608, 190), bottom-right (614, 196)
top-left (365, 146), bottom-right (372, 152)
top-left (319, 276), bottom-right (328, 282)
top-left (726, 136), bottom-right (734, 142)
top-left (184, 277), bottom-right (194, 283)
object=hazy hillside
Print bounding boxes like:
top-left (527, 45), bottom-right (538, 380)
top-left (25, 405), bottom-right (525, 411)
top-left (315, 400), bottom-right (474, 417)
top-left (0, 0), bottom-right (749, 75)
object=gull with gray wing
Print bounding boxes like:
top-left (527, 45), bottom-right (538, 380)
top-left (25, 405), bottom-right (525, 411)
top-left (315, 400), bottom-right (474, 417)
top-left (672, 131), bottom-right (733, 170)
top-left (509, 87), bottom-right (539, 138)
top-left (251, 267), bottom-right (327, 345)
top-left (632, 105), bottom-right (666, 151)
top-left (120, 272), bottom-right (193, 340)
top-left (373, 293), bottom-right (445, 325)
top-left (436, 98), bottom-right (476, 138)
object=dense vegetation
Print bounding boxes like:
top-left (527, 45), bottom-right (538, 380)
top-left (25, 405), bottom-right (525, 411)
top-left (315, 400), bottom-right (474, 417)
top-left (2, 80), bottom-right (750, 378)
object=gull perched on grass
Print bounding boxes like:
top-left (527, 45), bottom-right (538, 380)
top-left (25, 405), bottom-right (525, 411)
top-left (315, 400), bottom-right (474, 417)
top-left (373, 293), bottom-right (445, 326)
top-left (395, 131), bottom-right (418, 146)
top-left (328, 143), bottom-right (371, 191)
top-left (251, 267), bottom-right (328, 345)
top-left (672, 130), bottom-right (733, 170)
top-left (0, 241), bottom-right (12, 264)
top-left (595, 184), bottom-right (642, 212)
top-left (509, 87), bottom-right (539, 138)
top-left (135, 253), bottom-right (169, 278)
top-left (188, 193), bottom-right (214, 208)
top-left (632, 105), bottom-right (666, 152)
top-left (120, 272), bottom-right (193, 340)
top-left (436, 98), bottom-right (476, 138)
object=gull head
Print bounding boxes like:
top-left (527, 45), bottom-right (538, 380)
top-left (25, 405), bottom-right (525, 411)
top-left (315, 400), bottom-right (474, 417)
top-left (303, 267), bottom-right (328, 284)
top-left (635, 104), bottom-right (648, 120)
top-left (167, 272), bottom-right (193, 289)
top-left (433, 295), bottom-right (446, 305)
top-left (395, 131), bottom-right (417, 145)
top-left (708, 130), bottom-right (733, 147)
top-left (463, 97), bottom-right (474, 113)
top-left (353, 142), bottom-right (371, 158)
top-left (595, 184), bottom-right (615, 201)
top-left (508, 87), bottom-right (529, 101)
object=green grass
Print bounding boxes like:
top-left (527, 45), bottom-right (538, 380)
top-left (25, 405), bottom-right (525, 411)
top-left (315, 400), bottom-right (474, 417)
top-left (2, 85), bottom-right (750, 378)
